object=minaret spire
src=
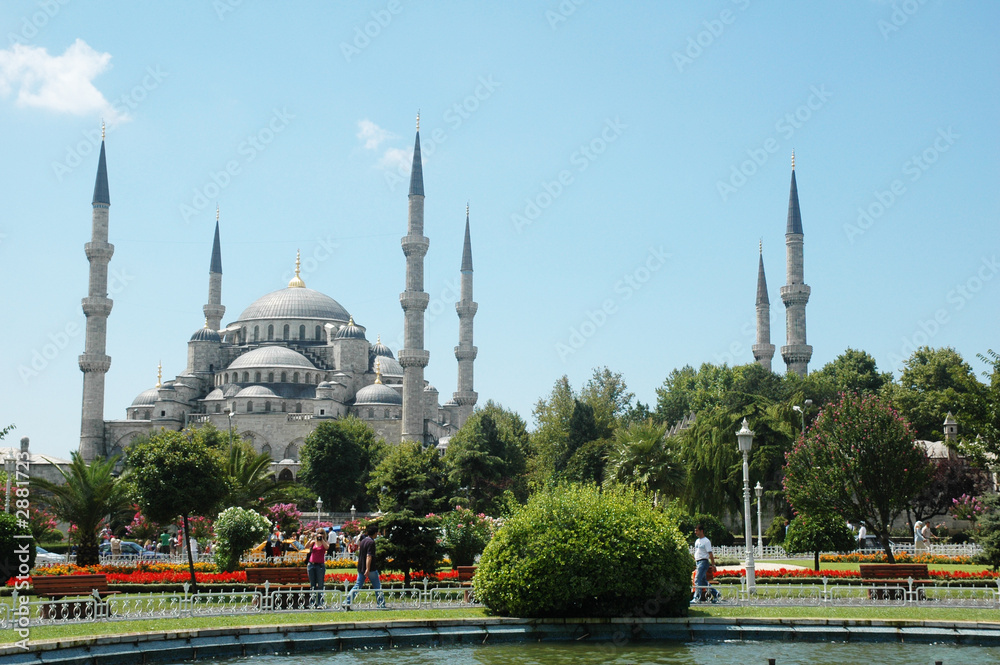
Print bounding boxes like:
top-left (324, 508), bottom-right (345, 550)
top-left (204, 206), bottom-right (226, 331)
top-left (752, 241), bottom-right (775, 372)
top-left (80, 128), bottom-right (115, 461)
top-left (453, 204), bottom-right (478, 425)
top-left (400, 117), bottom-right (430, 442)
top-left (780, 154), bottom-right (812, 376)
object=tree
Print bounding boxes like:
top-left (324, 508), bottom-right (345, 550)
top-left (528, 376), bottom-right (578, 486)
top-left (783, 393), bottom-right (933, 562)
top-left (890, 347), bottom-right (989, 441)
top-left (300, 417), bottom-right (386, 511)
top-left (974, 493), bottom-right (1000, 572)
top-left (368, 442), bottom-right (451, 586)
top-left (126, 429), bottom-right (230, 591)
top-left (969, 349), bottom-right (1000, 466)
top-left (213, 507), bottom-right (271, 572)
top-left (223, 440), bottom-right (291, 509)
top-left (579, 366), bottom-right (634, 438)
top-left (603, 420), bottom-right (685, 503)
top-left (30, 452), bottom-right (130, 567)
top-left (813, 348), bottom-right (892, 396)
top-left (907, 456), bottom-right (984, 525)
top-left (443, 401), bottom-right (528, 515)
top-left (783, 512), bottom-right (857, 571)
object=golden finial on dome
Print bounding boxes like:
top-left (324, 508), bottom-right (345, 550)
top-left (288, 249), bottom-right (306, 288)
top-left (156, 361), bottom-right (162, 388)
top-left (375, 359), bottom-right (383, 384)
top-left (377, 334), bottom-right (381, 344)
top-left (204, 317), bottom-right (210, 329)
top-left (791, 150), bottom-right (795, 171)
top-left (348, 315), bottom-right (355, 326)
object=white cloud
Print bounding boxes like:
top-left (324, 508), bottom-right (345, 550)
top-left (0, 39), bottom-right (127, 123)
top-left (378, 146), bottom-right (411, 174)
top-left (357, 119), bottom-right (393, 150)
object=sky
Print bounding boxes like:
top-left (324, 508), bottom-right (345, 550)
top-left (1, 1), bottom-right (997, 461)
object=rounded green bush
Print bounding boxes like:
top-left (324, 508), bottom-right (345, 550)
top-left (474, 485), bottom-right (693, 617)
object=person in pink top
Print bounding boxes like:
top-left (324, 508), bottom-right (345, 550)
top-left (304, 529), bottom-right (329, 608)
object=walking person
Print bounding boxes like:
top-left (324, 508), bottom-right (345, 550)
top-left (343, 524), bottom-right (385, 610)
top-left (914, 521), bottom-right (929, 553)
top-left (692, 524), bottom-right (720, 603)
top-left (304, 529), bottom-right (328, 608)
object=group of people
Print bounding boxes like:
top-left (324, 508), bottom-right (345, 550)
top-left (265, 528), bottom-right (358, 560)
top-left (302, 524), bottom-right (384, 609)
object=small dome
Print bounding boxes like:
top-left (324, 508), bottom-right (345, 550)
top-left (335, 316), bottom-right (366, 340)
top-left (205, 388), bottom-right (225, 400)
top-left (424, 384), bottom-right (437, 392)
top-left (190, 327), bottom-right (221, 342)
top-left (443, 398), bottom-right (459, 408)
top-left (355, 383), bottom-right (402, 405)
top-left (369, 354), bottom-right (403, 376)
top-left (370, 335), bottom-right (394, 359)
top-left (228, 346), bottom-right (315, 370)
top-left (131, 388), bottom-right (158, 407)
top-left (235, 385), bottom-right (278, 398)
top-left (222, 384), bottom-right (241, 398)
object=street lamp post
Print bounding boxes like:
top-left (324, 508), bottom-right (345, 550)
top-left (316, 497), bottom-right (323, 526)
top-left (350, 505), bottom-right (356, 522)
top-left (791, 399), bottom-right (813, 434)
top-left (736, 418), bottom-right (756, 591)
top-left (3, 452), bottom-right (13, 514)
top-left (227, 403), bottom-right (235, 447)
top-left (754, 481), bottom-right (764, 558)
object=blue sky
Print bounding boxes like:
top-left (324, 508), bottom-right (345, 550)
top-left (1, 1), bottom-right (997, 460)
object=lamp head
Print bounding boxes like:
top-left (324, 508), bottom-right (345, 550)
top-left (736, 418), bottom-right (755, 453)
top-left (754, 481), bottom-right (763, 497)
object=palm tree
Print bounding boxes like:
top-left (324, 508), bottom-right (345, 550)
top-left (223, 441), bottom-right (291, 509)
top-left (604, 420), bottom-right (686, 504)
top-left (30, 453), bottom-right (130, 566)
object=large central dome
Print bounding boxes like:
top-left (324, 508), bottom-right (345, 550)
top-left (237, 287), bottom-right (351, 322)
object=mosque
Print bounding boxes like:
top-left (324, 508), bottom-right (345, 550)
top-left (77, 119), bottom-right (479, 478)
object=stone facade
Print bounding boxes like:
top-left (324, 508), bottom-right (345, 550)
top-left (81, 126), bottom-right (478, 471)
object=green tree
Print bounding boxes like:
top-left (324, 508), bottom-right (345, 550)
top-left (889, 347), bottom-right (989, 441)
top-left (813, 348), bottom-right (892, 396)
top-left (603, 420), bottom-right (685, 504)
top-left (368, 442), bottom-right (451, 586)
top-left (783, 512), bottom-right (857, 571)
top-left (528, 376), bottom-right (578, 486)
top-left (975, 492), bottom-right (1000, 571)
top-left (30, 452), bottom-right (130, 567)
top-left (783, 393), bottom-right (933, 562)
top-left (579, 366), bottom-right (634, 437)
top-left (213, 507), bottom-right (271, 572)
top-left (126, 429), bottom-right (230, 591)
top-left (300, 417), bottom-right (386, 511)
top-left (443, 401), bottom-right (528, 514)
top-left (223, 440), bottom-right (291, 509)
top-left (560, 400), bottom-right (610, 483)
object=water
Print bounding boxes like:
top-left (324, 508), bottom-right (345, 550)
top-left (216, 641), bottom-right (1000, 665)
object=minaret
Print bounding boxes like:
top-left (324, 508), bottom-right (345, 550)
top-left (79, 123), bottom-right (114, 462)
top-left (203, 206), bottom-right (225, 331)
top-left (399, 113), bottom-right (430, 442)
top-left (780, 152), bottom-right (812, 376)
top-left (453, 204), bottom-right (478, 426)
top-left (752, 241), bottom-right (775, 372)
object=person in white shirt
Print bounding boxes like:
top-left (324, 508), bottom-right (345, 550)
top-left (857, 522), bottom-right (867, 548)
top-left (692, 525), bottom-right (720, 603)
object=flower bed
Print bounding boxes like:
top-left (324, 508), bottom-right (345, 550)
top-left (16, 561), bottom-right (461, 587)
top-left (712, 567), bottom-right (999, 582)
top-left (820, 552), bottom-right (974, 565)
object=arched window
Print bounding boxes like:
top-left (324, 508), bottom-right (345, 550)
top-left (144, 410), bottom-right (151, 420)
top-left (209, 363), bottom-right (213, 372)
top-left (278, 469), bottom-right (294, 482)
top-left (368, 408), bottom-right (375, 418)
top-left (242, 327), bottom-right (247, 343)
top-left (247, 401), bottom-right (253, 412)
top-left (264, 401), bottom-right (271, 412)
top-left (285, 443), bottom-right (298, 459)
top-left (281, 402), bottom-right (286, 412)
top-left (267, 372), bottom-right (274, 382)
top-left (299, 324), bottom-right (306, 340)
top-left (267, 325), bottom-right (274, 341)
top-left (293, 372), bottom-right (299, 383)
top-left (315, 325), bottom-right (322, 341)
top-left (253, 326), bottom-right (259, 342)
top-left (261, 443), bottom-right (272, 457)
top-left (255, 371), bottom-right (261, 382)
top-left (280, 372), bottom-right (287, 383)
top-left (215, 404), bottom-right (221, 413)
top-left (384, 408), bottom-right (390, 418)
top-left (242, 372), bottom-right (249, 382)
top-left (283, 324), bottom-right (289, 340)
top-left (294, 403), bottom-right (302, 413)
top-left (306, 373), bottom-right (311, 384)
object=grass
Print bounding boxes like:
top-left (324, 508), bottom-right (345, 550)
top-left (689, 605), bottom-right (1000, 622)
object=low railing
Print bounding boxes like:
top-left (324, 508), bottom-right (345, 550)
top-left (1, 579), bottom-right (478, 628)
top-left (702, 542), bottom-right (983, 561)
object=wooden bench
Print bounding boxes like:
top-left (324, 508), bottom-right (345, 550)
top-left (32, 574), bottom-right (118, 619)
top-left (859, 563), bottom-right (931, 601)
top-left (245, 567), bottom-right (312, 609)
top-left (456, 566), bottom-right (477, 602)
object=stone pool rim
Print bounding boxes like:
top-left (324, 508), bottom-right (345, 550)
top-left (5, 616), bottom-right (1000, 662)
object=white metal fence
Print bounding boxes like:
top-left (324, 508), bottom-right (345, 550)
top-left (702, 542), bottom-right (983, 561)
